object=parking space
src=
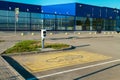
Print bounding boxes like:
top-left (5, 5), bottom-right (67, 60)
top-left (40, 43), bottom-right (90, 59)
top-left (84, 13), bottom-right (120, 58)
top-left (12, 50), bottom-right (111, 73)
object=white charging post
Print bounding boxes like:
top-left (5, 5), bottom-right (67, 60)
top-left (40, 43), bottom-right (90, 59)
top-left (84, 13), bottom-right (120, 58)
top-left (41, 29), bottom-right (47, 49)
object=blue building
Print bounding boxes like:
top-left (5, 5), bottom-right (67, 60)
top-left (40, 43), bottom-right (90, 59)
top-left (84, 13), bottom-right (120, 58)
top-left (0, 1), bottom-right (120, 31)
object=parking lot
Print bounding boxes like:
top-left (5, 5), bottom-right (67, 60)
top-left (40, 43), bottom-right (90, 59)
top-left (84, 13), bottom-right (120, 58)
top-left (0, 31), bottom-right (120, 80)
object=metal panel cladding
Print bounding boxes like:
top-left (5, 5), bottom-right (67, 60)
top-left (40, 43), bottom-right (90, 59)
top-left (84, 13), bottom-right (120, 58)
top-left (106, 8), bottom-right (116, 19)
top-left (41, 3), bottom-right (76, 16)
top-left (76, 3), bottom-right (118, 19)
top-left (0, 1), bottom-right (41, 13)
top-left (76, 3), bottom-right (93, 17)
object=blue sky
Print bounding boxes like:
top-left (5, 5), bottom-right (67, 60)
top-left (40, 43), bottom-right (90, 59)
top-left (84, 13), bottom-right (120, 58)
top-left (5, 0), bottom-right (120, 9)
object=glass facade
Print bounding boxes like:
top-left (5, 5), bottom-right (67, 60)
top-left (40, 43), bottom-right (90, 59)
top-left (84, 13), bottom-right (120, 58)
top-left (31, 13), bottom-right (43, 31)
top-left (76, 16), bottom-right (117, 31)
top-left (44, 14), bottom-right (74, 31)
top-left (0, 9), bottom-right (118, 31)
top-left (0, 10), bottom-right (75, 31)
top-left (116, 16), bottom-right (120, 30)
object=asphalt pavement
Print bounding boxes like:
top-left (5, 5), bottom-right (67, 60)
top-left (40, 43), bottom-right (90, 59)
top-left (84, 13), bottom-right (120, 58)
top-left (0, 31), bottom-right (120, 80)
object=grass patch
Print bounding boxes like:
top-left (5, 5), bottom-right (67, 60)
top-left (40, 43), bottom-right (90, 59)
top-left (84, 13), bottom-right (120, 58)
top-left (4, 40), bottom-right (69, 54)
top-left (0, 40), bottom-right (5, 42)
top-left (45, 43), bottom-right (69, 49)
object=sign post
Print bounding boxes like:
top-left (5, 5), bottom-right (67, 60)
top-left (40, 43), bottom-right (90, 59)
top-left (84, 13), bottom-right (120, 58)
top-left (15, 8), bottom-right (19, 35)
top-left (41, 29), bottom-right (47, 49)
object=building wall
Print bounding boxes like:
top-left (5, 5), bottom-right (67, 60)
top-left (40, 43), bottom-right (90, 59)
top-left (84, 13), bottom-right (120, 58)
top-left (75, 3), bottom-right (119, 31)
top-left (0, 1), bottom-right (41, 13)
top-left (0, 1), bottom-right (42, 31)
top-left (41, 3), bottom-right (76, 16)
top-left (0, 1), bottom-right (120, 31)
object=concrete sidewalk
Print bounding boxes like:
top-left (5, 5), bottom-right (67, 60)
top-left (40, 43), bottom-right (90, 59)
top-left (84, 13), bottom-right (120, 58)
top-left (0, 41), bottom-right (24, 80)
top-left (0, 56), bottom-right (24, 80)
top-left (0, 41), bottom-right (17, 54)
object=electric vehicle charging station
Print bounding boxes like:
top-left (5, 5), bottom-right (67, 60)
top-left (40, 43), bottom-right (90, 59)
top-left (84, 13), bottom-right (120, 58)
top-left (41, 29), bottom-right (47, 49)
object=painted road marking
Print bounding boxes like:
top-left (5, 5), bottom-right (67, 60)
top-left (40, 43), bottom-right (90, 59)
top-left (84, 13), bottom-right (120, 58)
top-left (36, 59), bottom-right (120, 79)
top-left (13, 51), bottom-right (111, 73)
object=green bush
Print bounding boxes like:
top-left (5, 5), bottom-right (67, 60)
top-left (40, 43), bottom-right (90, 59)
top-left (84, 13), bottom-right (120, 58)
top-left (4, 40), bottom-right (69, 54)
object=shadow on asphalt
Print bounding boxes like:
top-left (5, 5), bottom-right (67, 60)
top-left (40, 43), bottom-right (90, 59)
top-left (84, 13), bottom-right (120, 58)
top-left (49, 36), bottom-right (86, 40)
top-left (75, 44), bottom-right (90, 48)
top-left (2, 56), bottom-right (39, 80)
top-left (74, 63), bottom-right (120, 80)
top-left (71, 44), bottom-right (90, 49)
top-left (49, 36), bottom-right (114, 40)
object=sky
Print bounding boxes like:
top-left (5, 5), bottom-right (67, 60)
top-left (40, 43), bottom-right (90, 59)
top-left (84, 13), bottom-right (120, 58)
top-left (4, 0), bottom-right (120, 9)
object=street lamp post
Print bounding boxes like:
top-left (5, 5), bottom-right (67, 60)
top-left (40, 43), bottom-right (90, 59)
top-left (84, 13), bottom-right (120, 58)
top-left (15, 16), bottom-right (17, 35)
top-left (15, 8), bottom-right (19, 35)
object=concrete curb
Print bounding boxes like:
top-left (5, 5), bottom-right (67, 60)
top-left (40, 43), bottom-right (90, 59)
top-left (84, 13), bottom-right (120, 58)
top-left (1, 45), bottom-right (74, 56)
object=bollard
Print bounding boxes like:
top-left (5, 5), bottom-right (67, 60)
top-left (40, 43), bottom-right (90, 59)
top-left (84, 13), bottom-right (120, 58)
top-left (50, 33), bottom-right (53, 35)
top-left (107, 32), bottom-right (110, 35)
top-left (103, 32), bottom-right (106, 35)
top-left (89, 32), bottom-right (92, 35)
top-left (112, 32), bottom-right (114, 34)
top-left (31, 33), bottom-right (34, 36)
top-left (21, 33), bottom-right (24, 36)
top-left (94, 32), bottom-right (97, 34)
top-left (65, 32), bottom-right (68, 35)
top-left (78, 32), bottom-right (81, 35)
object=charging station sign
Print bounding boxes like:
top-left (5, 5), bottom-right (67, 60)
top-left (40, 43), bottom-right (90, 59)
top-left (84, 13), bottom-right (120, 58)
top-left (41, 29), bottom-right (47, 39)
top-left (41, 29), bottom-right (47, 49)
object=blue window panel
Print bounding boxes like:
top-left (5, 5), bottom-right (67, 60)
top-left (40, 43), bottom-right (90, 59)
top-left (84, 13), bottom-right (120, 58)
top-left (31, 13), bottom-right (42, 18)
top-left (44, 14), bottom-right (55, 19)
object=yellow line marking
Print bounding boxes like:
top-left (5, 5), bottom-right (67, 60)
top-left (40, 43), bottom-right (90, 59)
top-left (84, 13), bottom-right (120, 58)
top-left (12, 51), bottom-right (111, 73)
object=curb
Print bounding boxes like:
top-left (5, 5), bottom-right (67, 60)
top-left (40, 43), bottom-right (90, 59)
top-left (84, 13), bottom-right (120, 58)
top-left (1, 45), bottom-right (75, 56)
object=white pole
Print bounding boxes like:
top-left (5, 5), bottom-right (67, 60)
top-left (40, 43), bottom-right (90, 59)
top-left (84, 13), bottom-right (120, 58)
top-left (15, 8), bottom-right (19, 35)
top-left (42, 20), bottom-right (43, 29)
top-left (42, 38), bottom-right (44, 49)
top-left (15, 19), bottom-right (16, 35)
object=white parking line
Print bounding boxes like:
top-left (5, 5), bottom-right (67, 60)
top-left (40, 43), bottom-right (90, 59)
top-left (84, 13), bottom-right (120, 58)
top-left (29, 59), bottom-right (120, 80)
